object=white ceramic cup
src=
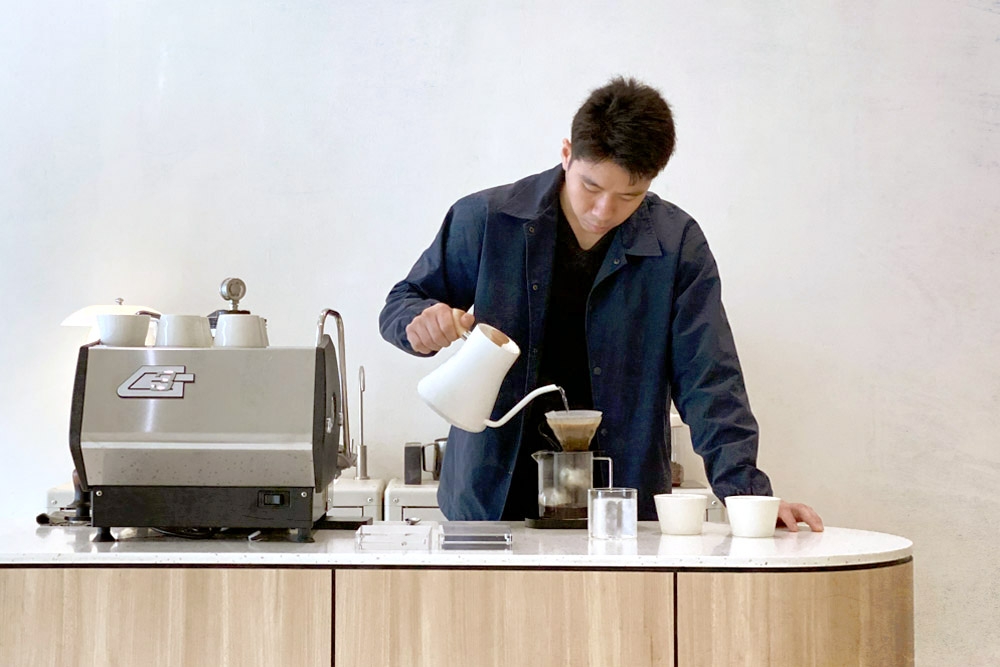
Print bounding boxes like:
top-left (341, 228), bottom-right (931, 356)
top-left (96, 314), bottom-right (151, 347)
top-left (725, 495), bottom-right (781, 538)
top-left (654, 492), bottom-right (708, 535)
top-left (156, 315), bottom-right (213, 347)
top-left (214, 314), bottom-right (267, 348)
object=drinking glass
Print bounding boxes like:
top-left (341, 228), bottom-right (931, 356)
top-left (588, 488), bottom-right (638, 540)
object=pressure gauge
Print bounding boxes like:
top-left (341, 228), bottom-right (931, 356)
top-left (219, 277), bottom-right (247, 311)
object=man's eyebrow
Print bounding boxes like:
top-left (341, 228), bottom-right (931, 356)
top-left (582, 174), bottom-right (645, 197)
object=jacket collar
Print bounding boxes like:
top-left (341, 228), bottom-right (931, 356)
top-left (499, 164), bottom-right (662, 257)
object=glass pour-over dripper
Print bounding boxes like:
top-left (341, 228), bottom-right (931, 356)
top-left (544, 410), bottom-right (603, 452)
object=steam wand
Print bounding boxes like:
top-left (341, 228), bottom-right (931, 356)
top-left (355, 366), bottom-right (369, 480)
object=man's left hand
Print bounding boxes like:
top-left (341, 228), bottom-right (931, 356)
top-left (777, 500), bottom-right (824, 532)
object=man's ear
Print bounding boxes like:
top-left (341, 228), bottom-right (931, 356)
top-left (561, 138), bottom-right (573, 171)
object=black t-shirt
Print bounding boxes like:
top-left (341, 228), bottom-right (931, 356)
top-left (501, 204), bottom-right (617, 520)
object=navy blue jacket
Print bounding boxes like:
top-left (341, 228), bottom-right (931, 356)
top-left (379, 165), bottom-right (773, 520)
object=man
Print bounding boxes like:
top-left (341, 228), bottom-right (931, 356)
top-left (380, 77), bottom-right (823, 530)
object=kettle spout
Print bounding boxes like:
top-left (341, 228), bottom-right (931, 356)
top-left (483, 384), bottom-right (562, 429)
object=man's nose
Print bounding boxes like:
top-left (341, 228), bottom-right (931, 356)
top-left (592, 195), bottom-right (614, 220)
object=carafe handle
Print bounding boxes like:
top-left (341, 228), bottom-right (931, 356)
top-left (593, 456), bottom-right (613, 489)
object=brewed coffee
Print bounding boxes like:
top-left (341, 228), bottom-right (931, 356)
top-left (545, 410), bottom-right (602, 451)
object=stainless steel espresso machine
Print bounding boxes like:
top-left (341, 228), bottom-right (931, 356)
top-left (67, 279), bottom-right (356, 542)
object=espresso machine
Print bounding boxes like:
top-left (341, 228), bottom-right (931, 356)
top-left (67, 279), bottom-right (356, 541)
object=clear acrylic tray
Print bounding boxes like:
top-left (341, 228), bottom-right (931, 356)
top-left (436, 521), bottom-right (513, 551)
top-left (355, 522), bottom-right (435, 551)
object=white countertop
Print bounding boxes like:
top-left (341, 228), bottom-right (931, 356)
top-left (2, 521), bottom-right (912, 570)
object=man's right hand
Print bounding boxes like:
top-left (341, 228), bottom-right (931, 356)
top-left (405, 303), bottom-right (475, 355)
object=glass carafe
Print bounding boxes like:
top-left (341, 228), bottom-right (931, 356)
top-left (533, 451), bottom-right (613, 520)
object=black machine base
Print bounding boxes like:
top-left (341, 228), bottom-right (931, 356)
top-left (91, 485), bottom-right (319, 531)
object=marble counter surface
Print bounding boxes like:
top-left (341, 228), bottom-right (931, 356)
top-left (1, 521), bottom-right (911, 570)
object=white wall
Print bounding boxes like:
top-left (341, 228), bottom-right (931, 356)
top-left (1, 1), bottom-right (997, 662)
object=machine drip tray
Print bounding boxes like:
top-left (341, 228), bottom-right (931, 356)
top-left (314, 516), bottom-right (373, 530)
top-left (525, 517), bottom-right (588, 529)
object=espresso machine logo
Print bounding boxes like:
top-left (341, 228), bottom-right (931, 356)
top-left (117, 366), bottom-right (196, 399)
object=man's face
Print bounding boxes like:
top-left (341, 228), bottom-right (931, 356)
top-left (559, 139), bottom-right (652, 248)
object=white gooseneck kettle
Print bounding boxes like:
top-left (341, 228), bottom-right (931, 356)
top-left (417, 322), bottom-right (560, 433)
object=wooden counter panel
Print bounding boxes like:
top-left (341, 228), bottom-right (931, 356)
top-left (335, 569), bottom-right (675, 667)
top-left (676, 561), bottom-right (913, 667)
top-left (0, 568), bottom-right (332, 667)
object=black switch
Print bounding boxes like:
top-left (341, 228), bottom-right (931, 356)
top-left (259, 491), bottom-right (287, 507)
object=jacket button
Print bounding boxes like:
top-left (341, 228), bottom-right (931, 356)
top-left (613, 258), bottom-right (621, 265)
top-left (528, 226), bottom-right (535, 234)
top-left (593, 367), bottom-right (602, 376)
top-left (532, 283), bottom-right (539, 291)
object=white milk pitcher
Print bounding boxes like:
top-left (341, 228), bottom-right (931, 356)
top-left (417, 323), bottom-right (560, 433)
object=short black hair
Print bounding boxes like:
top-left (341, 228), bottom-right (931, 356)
top-left (570, 77), bottom-right (676, 181)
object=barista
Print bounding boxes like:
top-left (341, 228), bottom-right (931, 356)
top-left (379, 77), bottom-right (823, 530)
